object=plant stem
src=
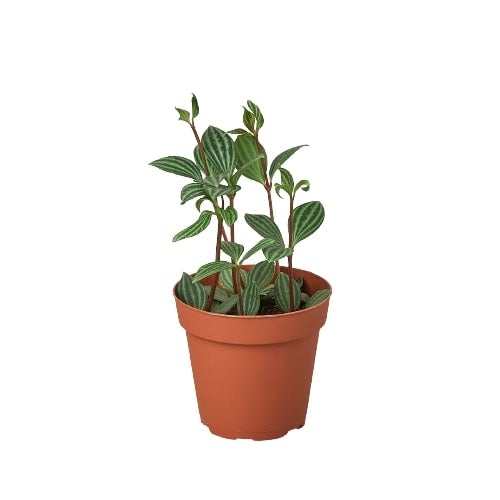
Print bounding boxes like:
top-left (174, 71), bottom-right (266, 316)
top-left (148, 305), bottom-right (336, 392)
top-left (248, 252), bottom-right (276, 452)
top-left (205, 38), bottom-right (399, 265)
top-left (228, 195), bottom-right (239, 295)
top-left (235, 265), bottom-right (244, 314)
top-left (205, 215), bottom-right (223, 312)
top-left (287, 195), bottom-right (295, 312)
top-left (254, 133), bottom-right (275, 220)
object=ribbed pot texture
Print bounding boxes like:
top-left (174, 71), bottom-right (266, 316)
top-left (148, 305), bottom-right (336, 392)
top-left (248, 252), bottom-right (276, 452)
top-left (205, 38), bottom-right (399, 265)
top-left (174, 266), bottom-right (332, 440)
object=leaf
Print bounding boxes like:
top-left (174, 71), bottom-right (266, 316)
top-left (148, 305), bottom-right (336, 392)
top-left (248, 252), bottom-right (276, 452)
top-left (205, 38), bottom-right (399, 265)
top-left (219, 206), bottom-right (238, 227)
top-left (180, 182), bottom-right (206, 204)
top-left (240, 238), bottom-right (275, 263)
top-left (221, 241), bottom-right (244, 262)
top-left (175, 107), bottom-right (190, 123)
top-left (269, 145), bottom-right (308, 180)
top-left (230, 153), bottom-right (265, 184)
top-left (191, 93), bottom-right (199, 119)
top-left (227, 128), bottom-right (249, 135)
top-left (305, 289), bottom-right (331, 308)
top-left (274, 272), bottom-right (301, 312)
top-left (213, 294), bottom-right (238, 314)
top-left (172, 211), bottom-right (213, 242)
top-left (201, 126), bottom-right (236, 176)
top-left (279, 167), bottom-right (294, 196)
top-left (244, 213), bottom-right (284, 247)
top-left (234, 134), bottom-right (265, 184)
top-left (243, 107), bottom-right (255, 133)
top-left (177, 272), bottom-right (207, 309)
top-left (263, 244), bottom-right (293, 262)
top-left (301, 292), bottom-right (310, 303)
top-left (195, 196), bottom-right (211, 212)
top-left (203, 285), bottom-right (231, 302)
top-left (247, 100), bottom-right (264, 131)
top-left (292, 201), bottom-right (325, 246)
top-left (220, 267), bottom-right (234, 292)
top-left (150, 156), bottom-right (202, 181)
top-left (241, 280), bottom-right (260, 315)
top-left (239, 268), bottom-right (249, 287)
top-left (193, 261), bottom-right (233, 282)
top-left (295, 276), bottom-right (304, 289)
top-left (204, 183), bottom-right (241, 200)
top-left (248, 261), bottom-right (275, 291)
top-left (294, 179), bottom-right (310, 195)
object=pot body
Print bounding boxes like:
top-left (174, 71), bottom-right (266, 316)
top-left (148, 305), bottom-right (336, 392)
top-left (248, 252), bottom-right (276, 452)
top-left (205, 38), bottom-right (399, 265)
top-left (174, 267), bottom-right (331, 440)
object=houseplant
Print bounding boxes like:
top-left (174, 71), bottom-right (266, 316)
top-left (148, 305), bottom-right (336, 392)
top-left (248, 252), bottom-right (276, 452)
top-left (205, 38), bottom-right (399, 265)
top-left (150, 95), bottom-right (332, 440)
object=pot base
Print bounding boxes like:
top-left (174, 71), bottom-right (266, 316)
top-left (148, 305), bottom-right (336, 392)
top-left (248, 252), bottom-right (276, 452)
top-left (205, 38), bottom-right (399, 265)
top-left (204, 421), bottom-right (305, 441)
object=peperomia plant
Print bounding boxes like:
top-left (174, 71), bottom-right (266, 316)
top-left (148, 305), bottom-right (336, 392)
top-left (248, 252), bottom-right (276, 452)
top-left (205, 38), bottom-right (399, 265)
top-left (150, 95), bottom-right (330, 315)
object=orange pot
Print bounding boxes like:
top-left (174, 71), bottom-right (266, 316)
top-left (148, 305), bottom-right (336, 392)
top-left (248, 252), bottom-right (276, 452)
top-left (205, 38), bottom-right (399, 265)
top-left (174, 266), bottom-right (332, 440)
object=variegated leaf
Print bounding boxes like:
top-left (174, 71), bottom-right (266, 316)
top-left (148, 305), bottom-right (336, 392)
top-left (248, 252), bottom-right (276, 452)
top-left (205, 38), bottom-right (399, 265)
top-left (235, 134), bottom-right (266, 184)
top-left (244, 213), bottom-right (284, 247)
top-left (292, 201), bottom-right (325, 246)
top-left (240, 238), bottom-right (275, 263)
top-left (248, 261), bottom-right (275, 291)
top-left (180, 183), bottom-right (206, 204)
top-left (305, 289), bottom-right (331, 308)
top-left (172, 211), bottom-right (213, 242)
top-left (269, 145), bottom-right (308, 180)
top-left (177, 272), bottom-right (206, 309)
top-left (191, 93), bottom-right (199, 119)
top-left (201, 126), bottom-right (236, 175)
top-left (193, 261), bottom-right (233, 282)
top-left (263, 244), bottom-right (293, 262)
top-left (213, 294), bottom-right (238, 314)
top-left (243, 107), bottom-right (255, 133)
top-left (241, 280), bottom-right (260, 315)
top-left (294, 179), bottom-right (310, 195)
top-left (274, 272), bottom-right (302, 312)
top-left (221, 241), bottom-right (244, 262)
top-left (203, 285), bottom-right (231, 302)
top-left (150, 156), bottom-right (202, 181)
top-left (219, 206), bottom-right (238, 227)
top-left (247, 100), bottom-right (264, 130)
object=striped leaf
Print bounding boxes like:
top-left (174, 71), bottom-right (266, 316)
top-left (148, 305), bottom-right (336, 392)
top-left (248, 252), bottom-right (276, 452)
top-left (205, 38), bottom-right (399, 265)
top-left (294, 179), bottom-right (310, 195)
top-left (175, 107), bottom-right (190, 123)
top-left (172, 211), bottom-right (213, 242)
top-left (193, 146), bottom-right (213, 175)
top-left (231, 152), bottom-right (265, 184)
top-left (274, 272), bottom-right (302, 312)
top-left (240, 268), bottom-right (249, 287)
top-left (201, 126), bottom-right (236, 176)
top-left (279, 167), bottom-right (294, 196)
top-left (269, 145), bottom-right (308, 180)
top-left (150, 156), bottom-right (202, 181)
top-left (227, 128), bottom-right (249, 135)
top-left (235, 134), bottom-right (266, 184)
top-left (240, 238), bottom-right (275, 263)
top-left (241, 280), bottom-right (260, 315)
top-left (195, 196), bottom-right (211, 212)
top-left (247, 100), bottom-right (264, 130)
top-left (180, 183), bottom-right (206, 204)
top-left (221, 241), bottom-right (244, 262)
top-left (243, 107), bottom-right (255, 133)
top-left (305, 289), bottom-right (331, 309)
top-left (203, 285), bottom-right (231, 302)
top-left (263, 244), bottom-right (293, 262)
top-left (292, 201), bottom-right (325, 246)
top-left (244, 214), bottom-right (284, 247)
top-left (193, 261), bottom-right (233, 282)
top-left (177, 272), bottom-right (207, 309)
top-left (213, 294), bottom-right (238, 314)
top-left (248, 261), bottom-right (275, 291)
top-left (191, 93), bottom-right (199, 119)
top-left (220, 267), bottom-right (234, 292)
top-left (219, 206), bottom-right (238, 227)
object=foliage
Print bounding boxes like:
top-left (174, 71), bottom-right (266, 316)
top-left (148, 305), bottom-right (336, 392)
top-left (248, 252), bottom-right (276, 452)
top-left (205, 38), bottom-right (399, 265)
top-left (150, 96), bottom-right (330, 315)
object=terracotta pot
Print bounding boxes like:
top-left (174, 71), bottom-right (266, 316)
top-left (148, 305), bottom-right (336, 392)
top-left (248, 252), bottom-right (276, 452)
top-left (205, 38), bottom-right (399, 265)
top-left (174, 266), bottom-right (332, 440)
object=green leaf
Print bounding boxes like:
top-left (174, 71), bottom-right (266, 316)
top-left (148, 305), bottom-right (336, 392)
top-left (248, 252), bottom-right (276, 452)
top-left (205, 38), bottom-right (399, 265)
top-left (175, 107), bottom-right (190, 123)
top-left (262, 244), bottom-right (293, 262)
top-left (292, 201), bottom-right (325, 246)
top-left (172, 211), bottom-right (213, 242)
top-left (201, 126), bottom-right (236, 175)
top-left (240, 268), bottom-right (249, 287)
top-left (305, 289), bottom-right (331, 308)
top-left (247, 100), bottom-right (264, 131)
top-left (193, 261), bottom-right (233, 282)
top-left (301, 292), bottom-right (310, 303)
top-left (279, 167), bottom-right (294, 195)
top-left (244, 213), bottom-right (284, 247)
top-left (220, 267), bottom-right (234, 292)
top-left (219, 206), bottom-right (238, 227)
top-left (150, 156), bottom-right (202, 181)
top-left (227, 128), bottom-right (249, 135)
top-left (274, 272), bottom-right (301, 312)
top-left (240, 238), bottom-right (275, 263)
top-left (248, 261), bottom-right (275, 291)
top-left (230, 152), bottom-right (265, 184)
top-left (204, 183), bottom-right (241, 200)
top-left (180, 183), bottom-right (206, 204)
top-left (243, 107), bottom-right (255, 133)
top-left (221, 241), bottom-right (244, 262)
top-left (269, 145), bottom-right (308, 180)
top-left (191, 94), bottom-right (199, 119)
top-left (213, 294), bottom-right (238, 314)
top-left (241, 280), bottom-right (260, 315)
top-left (294, 179), bottom-right (310, 195)
top-left (195, 196), bottom-right (211, 212)
top-left (203, 285), bottom-right (231, 302)
top-left (177, 272), bottom-right (207, 309)
top-left (234, 134), bottom-right (265, 184)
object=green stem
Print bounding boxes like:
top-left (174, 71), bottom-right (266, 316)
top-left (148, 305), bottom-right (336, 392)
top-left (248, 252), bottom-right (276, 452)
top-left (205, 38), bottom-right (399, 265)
top-left (205, 215), bottom-right (223, 312)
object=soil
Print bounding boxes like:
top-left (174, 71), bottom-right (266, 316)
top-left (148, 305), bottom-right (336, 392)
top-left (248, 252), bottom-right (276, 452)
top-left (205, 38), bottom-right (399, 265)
top-left (227, 297), bottom-right (305, 316)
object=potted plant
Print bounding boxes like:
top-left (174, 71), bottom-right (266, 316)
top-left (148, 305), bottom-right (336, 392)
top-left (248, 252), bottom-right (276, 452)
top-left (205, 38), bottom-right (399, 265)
top-left (150, 95), bottom-right (332, 440)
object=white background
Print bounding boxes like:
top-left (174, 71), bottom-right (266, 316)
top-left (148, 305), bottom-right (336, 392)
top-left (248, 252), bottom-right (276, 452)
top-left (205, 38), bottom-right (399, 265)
top-left (1, 1), bottom-right (499, 498)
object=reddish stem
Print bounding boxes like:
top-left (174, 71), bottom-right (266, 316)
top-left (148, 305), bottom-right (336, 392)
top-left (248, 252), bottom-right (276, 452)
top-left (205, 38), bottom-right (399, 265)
top-left (287, 195), bottom-right (295, 311)
top-left (205, 216), bottom-right (223, 312)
